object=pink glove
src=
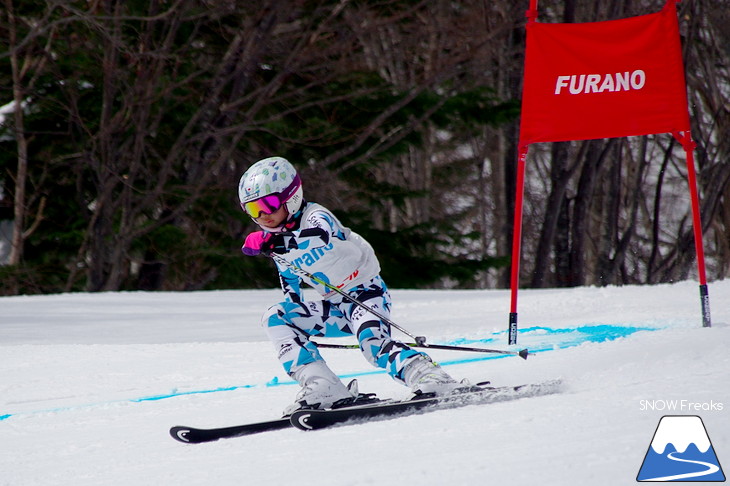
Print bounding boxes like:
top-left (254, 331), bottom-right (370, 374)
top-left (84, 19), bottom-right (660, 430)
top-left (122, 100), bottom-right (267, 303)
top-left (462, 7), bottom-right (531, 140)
top-left (242, 231), bottom-right (270, 256)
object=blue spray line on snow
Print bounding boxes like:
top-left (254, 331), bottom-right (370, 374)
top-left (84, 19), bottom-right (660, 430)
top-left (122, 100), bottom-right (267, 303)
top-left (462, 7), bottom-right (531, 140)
top-left (0, 324), bottom-right (659, 422)
top-left (0, 383), bottom-right (281, 422)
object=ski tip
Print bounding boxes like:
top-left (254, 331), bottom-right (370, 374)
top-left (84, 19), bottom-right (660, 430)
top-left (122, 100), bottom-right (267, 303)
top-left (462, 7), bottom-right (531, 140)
top-left (518, 348), bottom-right (529, 360)
top-left (170, 426), bottom-right (193, 443)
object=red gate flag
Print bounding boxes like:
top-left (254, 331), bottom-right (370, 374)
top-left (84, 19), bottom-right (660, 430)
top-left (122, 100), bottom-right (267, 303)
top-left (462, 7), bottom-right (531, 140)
top-left (519, 3), bottom-right (690, 144)
top-left (509, 1), bottom-right (710, 346)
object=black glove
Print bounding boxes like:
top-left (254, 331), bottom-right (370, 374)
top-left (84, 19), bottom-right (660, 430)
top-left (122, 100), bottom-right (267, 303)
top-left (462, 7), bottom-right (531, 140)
top-left (261, 232), bottom-right (297, 256)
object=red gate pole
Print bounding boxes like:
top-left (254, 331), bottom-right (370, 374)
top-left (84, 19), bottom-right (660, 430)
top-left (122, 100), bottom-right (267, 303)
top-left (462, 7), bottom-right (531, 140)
top-left (673, 131), bottom-right (711, 327)
top-left (508, 3), bottom-right (539, 345)
top-left (508, 145), bottom-right (529, 345)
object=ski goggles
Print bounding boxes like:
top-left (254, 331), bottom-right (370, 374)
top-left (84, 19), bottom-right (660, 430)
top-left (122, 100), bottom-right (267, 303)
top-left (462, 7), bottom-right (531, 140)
top-left (241, 175), bottom-right (301, 218)
top-left (242, 194), bottom-right (283, 218)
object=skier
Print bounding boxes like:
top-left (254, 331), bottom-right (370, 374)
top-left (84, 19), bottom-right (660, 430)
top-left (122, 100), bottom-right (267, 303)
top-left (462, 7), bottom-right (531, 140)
top-left (239, 156), bottom-right (468, 416)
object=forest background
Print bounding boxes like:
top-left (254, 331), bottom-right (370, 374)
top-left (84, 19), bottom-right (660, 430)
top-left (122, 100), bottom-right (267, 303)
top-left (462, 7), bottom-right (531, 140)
top-left (1, 0), bottom-right (728, 295)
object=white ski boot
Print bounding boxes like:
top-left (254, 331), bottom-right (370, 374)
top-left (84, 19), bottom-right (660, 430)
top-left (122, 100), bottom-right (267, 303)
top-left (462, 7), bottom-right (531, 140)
top-left (403, 355), bottom-right (471, 398)
top-left (283, 361), bottom-right (355, 417)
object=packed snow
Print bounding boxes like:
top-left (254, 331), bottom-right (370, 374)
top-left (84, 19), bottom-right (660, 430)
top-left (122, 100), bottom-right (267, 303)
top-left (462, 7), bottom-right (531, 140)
top-left (1, 279), bottom-right (728, 485)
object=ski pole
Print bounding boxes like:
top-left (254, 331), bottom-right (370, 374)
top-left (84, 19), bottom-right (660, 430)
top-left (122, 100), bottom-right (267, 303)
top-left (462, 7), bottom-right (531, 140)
top-left (269, 253), bottom-right (428, 345)
top-left (270, 254), bottom-right (529, 359)
top-left (314, 341), bottom-right (530, 360)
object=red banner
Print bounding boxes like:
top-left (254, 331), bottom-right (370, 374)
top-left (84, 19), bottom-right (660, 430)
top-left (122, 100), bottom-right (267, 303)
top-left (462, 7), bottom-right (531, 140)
top-left (519, 3), bottom-right (690, 144)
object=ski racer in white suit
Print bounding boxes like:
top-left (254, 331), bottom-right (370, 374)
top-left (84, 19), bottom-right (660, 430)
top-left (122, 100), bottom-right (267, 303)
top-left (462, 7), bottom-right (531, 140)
top-left (239, 157), bottom-right (465, 416)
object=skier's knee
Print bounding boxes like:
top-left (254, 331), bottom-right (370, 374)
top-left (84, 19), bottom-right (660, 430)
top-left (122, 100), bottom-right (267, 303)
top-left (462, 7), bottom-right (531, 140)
top-left (261, 303), bottom-right (284, 329)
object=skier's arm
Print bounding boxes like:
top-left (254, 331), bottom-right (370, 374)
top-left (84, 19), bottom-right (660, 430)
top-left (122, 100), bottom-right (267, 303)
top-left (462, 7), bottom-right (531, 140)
top-left (243, 228), bottom-right (331, 256)
top-left (270, 227), bottom-right (330, 252)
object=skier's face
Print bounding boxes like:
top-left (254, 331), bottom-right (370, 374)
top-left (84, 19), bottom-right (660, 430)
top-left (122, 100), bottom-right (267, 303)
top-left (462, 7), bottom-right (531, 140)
top-left (256, 205), bottom-right (288, 229)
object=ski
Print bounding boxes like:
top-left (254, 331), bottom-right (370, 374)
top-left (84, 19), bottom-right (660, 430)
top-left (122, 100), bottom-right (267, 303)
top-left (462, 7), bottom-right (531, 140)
top-left (169, 393), bottom-right (383, 443)
top-left (170, 417), bottom-right (291, 443)
top-left (290, 379), bottom-right (563, 431)
top-left (169, 380), bottom-right (562, 443)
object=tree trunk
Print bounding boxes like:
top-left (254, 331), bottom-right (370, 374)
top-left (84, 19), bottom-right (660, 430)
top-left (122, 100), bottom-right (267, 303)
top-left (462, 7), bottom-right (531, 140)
top-left (6, 0), bottom-right (26, 267)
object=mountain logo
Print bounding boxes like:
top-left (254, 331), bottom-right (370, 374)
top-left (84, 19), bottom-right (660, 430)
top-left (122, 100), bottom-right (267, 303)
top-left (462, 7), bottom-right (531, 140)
top-left (637, 415), bottom-right (725, 482)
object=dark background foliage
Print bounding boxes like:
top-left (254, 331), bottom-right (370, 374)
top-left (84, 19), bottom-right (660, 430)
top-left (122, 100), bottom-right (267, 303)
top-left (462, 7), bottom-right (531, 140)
top-left (1, 0), bottom-right (728, 295)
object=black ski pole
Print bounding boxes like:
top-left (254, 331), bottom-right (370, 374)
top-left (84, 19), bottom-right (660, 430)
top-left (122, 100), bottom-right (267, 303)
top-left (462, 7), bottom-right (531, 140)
top-left (270, 253), bottom-right (427, 345)
top-left (270, 254), bottom-right (529, 359)
top-left (314, 341), bottom-right (530, 360)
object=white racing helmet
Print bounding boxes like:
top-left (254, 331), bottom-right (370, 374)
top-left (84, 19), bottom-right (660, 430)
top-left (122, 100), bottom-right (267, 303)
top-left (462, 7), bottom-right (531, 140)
top-left (238, 157), bottom-right (304, 231)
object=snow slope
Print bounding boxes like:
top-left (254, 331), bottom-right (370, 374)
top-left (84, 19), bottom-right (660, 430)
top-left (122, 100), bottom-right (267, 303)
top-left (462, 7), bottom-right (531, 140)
top-left (1, 280), bottom-right (728, 486)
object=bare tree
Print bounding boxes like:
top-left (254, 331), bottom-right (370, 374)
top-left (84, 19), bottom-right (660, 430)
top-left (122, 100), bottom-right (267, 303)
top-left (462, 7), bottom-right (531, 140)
top-left (3, 0), bottom-right (49, 269)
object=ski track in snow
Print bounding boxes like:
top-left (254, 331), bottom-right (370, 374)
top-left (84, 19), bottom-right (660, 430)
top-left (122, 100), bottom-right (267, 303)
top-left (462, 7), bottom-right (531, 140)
top-left (1, 280), bottom-right (728, 486)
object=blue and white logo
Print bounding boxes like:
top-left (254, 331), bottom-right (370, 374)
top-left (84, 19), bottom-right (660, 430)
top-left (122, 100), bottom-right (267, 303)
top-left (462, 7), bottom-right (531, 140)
top-left (637, 415), bottom-right (725, 482)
